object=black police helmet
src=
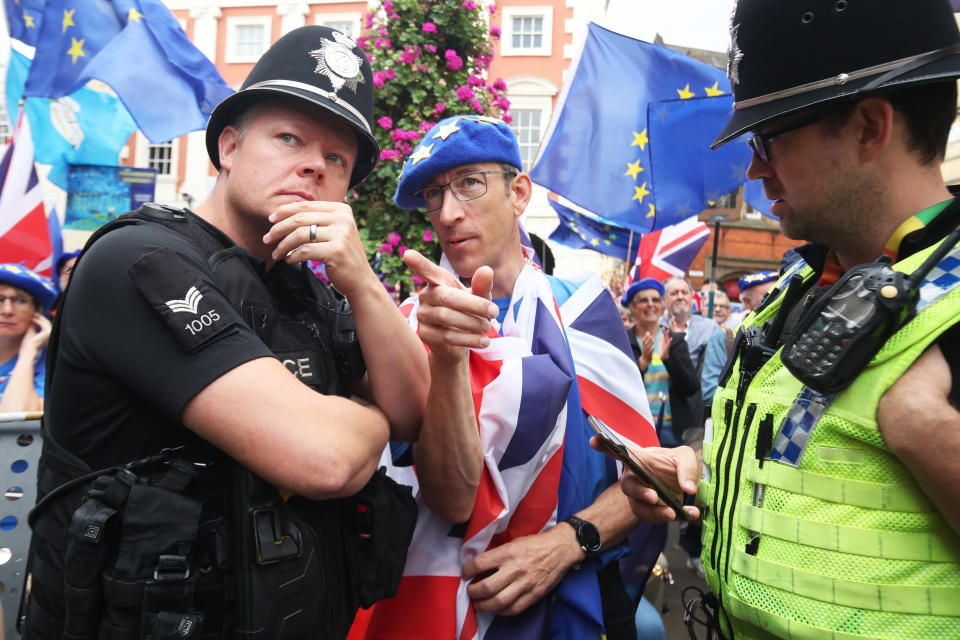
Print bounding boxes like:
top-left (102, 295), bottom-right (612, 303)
top-left (205, 25), bottom-right (379, 186)
top-left (712, 0), bottom-right (960, 149)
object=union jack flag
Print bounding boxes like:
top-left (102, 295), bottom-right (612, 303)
top-left (0, 112), bottom-right (52, 276)
top-left (628, 216), bottom-right (710, 285)
top-left (365, 256), bottom-right (658, 640)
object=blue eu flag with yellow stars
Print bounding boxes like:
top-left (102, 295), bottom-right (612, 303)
top-left (547, 196), bottom-right (636, 260)
top-left (23, 0), bottom-right (232, 142)
top-left (532, 22), bottom-right (754, 234)
top-left (5, 0), bottom-right (46, 46)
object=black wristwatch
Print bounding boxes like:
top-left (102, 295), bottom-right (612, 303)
top-left (563, 515), bottom-right (601, 557)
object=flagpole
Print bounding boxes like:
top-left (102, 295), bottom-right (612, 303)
top-left (625, 230), bottom-right (635, 284)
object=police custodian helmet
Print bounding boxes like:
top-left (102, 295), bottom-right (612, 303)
top-left (205, 25), bottom-right (379, 186)
top-left (712, 0), bottom-right (960, 149)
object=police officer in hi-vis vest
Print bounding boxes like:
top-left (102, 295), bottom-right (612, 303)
top-left (611, 0), bottom-right (960, 638)
top-left (21, 26), bottom-right (427, 640)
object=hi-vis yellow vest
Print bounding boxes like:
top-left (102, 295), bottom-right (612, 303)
top-left (702, 238), bottom-right (960, 640)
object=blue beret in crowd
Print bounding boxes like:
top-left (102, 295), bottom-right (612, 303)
top-left (0, 264), bottom-right (58, 311)
top-left (738, 270), bottom-right (778, 293)
top-left (394, 115), bottom-right (523, 210)
top-left (621, 277), bottom-right (665, 307)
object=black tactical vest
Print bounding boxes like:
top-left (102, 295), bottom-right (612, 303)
top-left (20, 205), bottom-right (416, 640)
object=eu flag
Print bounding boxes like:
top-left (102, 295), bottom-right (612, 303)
top-left (532, 23), bottom-right (739, 233)
top-left (547, 196), bottom-right (637, 260)
top-left (7, 49), bottom-right (138, 190)
top-left (23, 0), bottom-right (233, 143)
top-left (4, 0), bottom-right (46, 46)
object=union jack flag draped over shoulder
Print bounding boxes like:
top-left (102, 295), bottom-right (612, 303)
top-left (366, 252), bottom-right (659, 640)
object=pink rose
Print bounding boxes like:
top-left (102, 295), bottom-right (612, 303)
top-left (379, 149), bottom-right (401, 161)
top-left (387, 232), bottom-right (401, 246)
top-left (377, 116), bottom-right (393, 129)
top-left (489, 25), bottom-right (501, 38)
top-left (435, 101), bottom-right (446, 114)
top-left (419, 120), bottom-right (435, 133)
top-left (489, 4), bottom-right (497, 13)
top-left (385, 67), bottom-right (396, 79)
top-left (398, 245), bottom-right (408, 257)
top-left (502, 113), bottom-right (513, 124)
top-left (493, 77), bottom-right (507, 91)
top-left (425, 44), bottom-right (436, 53)
top-left (422, 22), bottom-right (437, 33)
top-left (423, 229), bottom-right (433, 242)
top-left (412, 274), bottom-right (424, 285)
top-left (380, 242), bottom-right (393, 254)
top-left (497, 97), bottom-right (511, 110)
top-left (461, 0), bottom-right (477, 9)
top-left (467, 75), bottom-right (484, 86)
top-left (470, 99), bottom-right (483, 112)
top-left (446, 54), bottom-right (463, 70)
top-left (384, 0), bottom-right (394, 12)
top-left (373, 72), bottom-right (386, 87)
top-left (456, 86), bottom-right (475, 100)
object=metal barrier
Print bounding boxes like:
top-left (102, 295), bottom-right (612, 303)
top-left (1, 413), bottom-right (42, 640)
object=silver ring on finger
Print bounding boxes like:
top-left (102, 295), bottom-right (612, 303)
top-left (308, 224), bottom-right (318, 243)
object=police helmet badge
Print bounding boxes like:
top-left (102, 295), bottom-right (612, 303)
top-left (309, 31), bottom-right (364, 93)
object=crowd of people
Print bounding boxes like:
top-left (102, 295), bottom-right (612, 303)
top-left (5, 0), bottom-right (960, 639)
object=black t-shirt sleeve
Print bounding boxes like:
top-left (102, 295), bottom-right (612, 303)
top-left (58, 222), bottom-right (274, 422)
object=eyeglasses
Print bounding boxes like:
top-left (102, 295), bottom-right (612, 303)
top-left (631, 296), bottom-right (662, 305)
top-left (0, 294), bottom-right (33, 310)
top-left (747, 109), bottom-right (830, 164)
top-left (413, 170), bottom-right (516, 213)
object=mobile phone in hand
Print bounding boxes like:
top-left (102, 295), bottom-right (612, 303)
top-left (587, 414), bottom-right (692, 521)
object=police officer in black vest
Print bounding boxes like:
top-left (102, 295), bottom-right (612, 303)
top-left (21, 26), bottom-right (427, 640)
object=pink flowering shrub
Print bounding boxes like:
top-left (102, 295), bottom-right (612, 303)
top-left (353, 0), bottom-right (512, 291)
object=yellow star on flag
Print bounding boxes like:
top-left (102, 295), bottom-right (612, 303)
top-left (23, 11), bottom-right (35, 27)
top-left (67, 37), bottom-right (86, 64)
top-left (705, 81), bottom-right (724, 97)
top-left (677, 84), bottom-right (695, 99)
top-left (590, 238), bottom-right (600, 247)
top-left (409, 143), bottom-right (434, 165)
top-left (624, 159), bottom-right (643, 180)
top-left (630, 129), bottom-right (648, 151)
top-left (604, 239), bottom-right (612, 246)
top-left (62, 8), bottom-right (75, 33)
top-left (647, 203), bottom-right (656, 218)
top-left (432, 120), bottom-right (460, 140)
top-left (633, 182), bottom-right (650, 204)
top-left (127, 8), bottom-right (144, 23)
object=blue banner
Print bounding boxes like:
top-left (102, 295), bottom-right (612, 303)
top-left (547, 197), bottom-right (636, 260)
top-left (532, 23), bottom-right (749, 233)
top-left (65, 164), bottom-right (156, 230)
top-left (24, 0), bottom-right (232, 142)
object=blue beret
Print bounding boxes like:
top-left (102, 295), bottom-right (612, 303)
top-left (738, 270), bottom-right (778, 293)
top-left (56, 249), bottom-right (81, 274)
top-left (394, 115), bottom-right (523, 210)
top-left (621, 278), bottom-right (665, 307)
top-left (0, 264), bottom-right (58, 311)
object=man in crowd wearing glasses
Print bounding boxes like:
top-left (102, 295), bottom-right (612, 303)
top-left (615, 1), bottom-right (960, 637)
top-left (362, 115), bottom-right (698, 639)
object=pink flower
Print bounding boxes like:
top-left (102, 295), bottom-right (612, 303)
top-left (497, 97), bottom-right (511, 110)
top-left (373, 72), bottom-right (386, 87)
top-left (399, 142), bottom-right (413, 155)
top-left (422, 22), bottom-right (437, 33)
top-left (357, 36), bottom-right (369, 50)
top-left (461, 0), bottom-right (478, 9)
top-left (456, 85), bottom-right (475, 100)
top-left (385, 67), bottom-right (396, 79)
top-left (467, 74), bottom-right (484, 86)
top-left (398, 245), bottom-right (408, 257)
top-left (493, 77), bottom-right (507, 91)
top-left (380, 242), bottom-right (393, 254)
top-left (502, 113), bottom-right (513, 124)
top-left (400, 49), bottom-right (417, 64)
top-left (435, 101), bottom-right (446, 114)
top-left (425, 43), bottom-right (436, 53)
top-left (375, 37), bottom-right (391, 50)
top-left (412, 274), bottom-right (424, 286)
top-left (378, 27), bottom-right (389, 36)
top-left (390, 12), bottom-right (399, 19)
top-left (490, 25), bottom-right (501, 38)
top-left (377, 116), bottom-right (393, 129)
top-left (423, 229), bottom-right (434, 242)
top-left (490, 4), bottom-right (497, 13)
top-left (419, 120), bottom-right (435, 133)
top-left (379, 149), bottom-right (401, 161)
top-left (387, 232), bottom-right (401, 246)
top-left (384, 0), bottom-right (394, 12)
top-left (365, 52), bottom-right (374, 62)
top-left (470, 99), bottom-right (483, 112)
top-left (445, 49), bottom-right (457, 58)
top-left (446, 54), bottom-right (463, 70)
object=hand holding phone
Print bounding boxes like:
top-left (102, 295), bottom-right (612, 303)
top-left (587, 415), bottom-right (694, 521)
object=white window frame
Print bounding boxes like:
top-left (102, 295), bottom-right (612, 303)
top-left (134, 133), bottom-right (179, 201)
top-left (505, 76), bottom-right (556, 170)
top-left (500, 6), bottom-right (553, 57)
top-left (314, 12), bottom-right (361, 39)
top-left (224, 16), bottom-right (273, 64)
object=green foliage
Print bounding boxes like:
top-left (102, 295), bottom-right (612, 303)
top-left (350, 0), bottom-right (509, 293)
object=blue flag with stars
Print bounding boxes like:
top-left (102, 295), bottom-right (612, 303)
top-left (4, 0), bottom-right (46, 46)
top-left (547, 196), bottom-right (636, 260)
top-left (532, 23), bottom-right (739, 233)
top-left (23, 0), bottom-right (233, 142)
